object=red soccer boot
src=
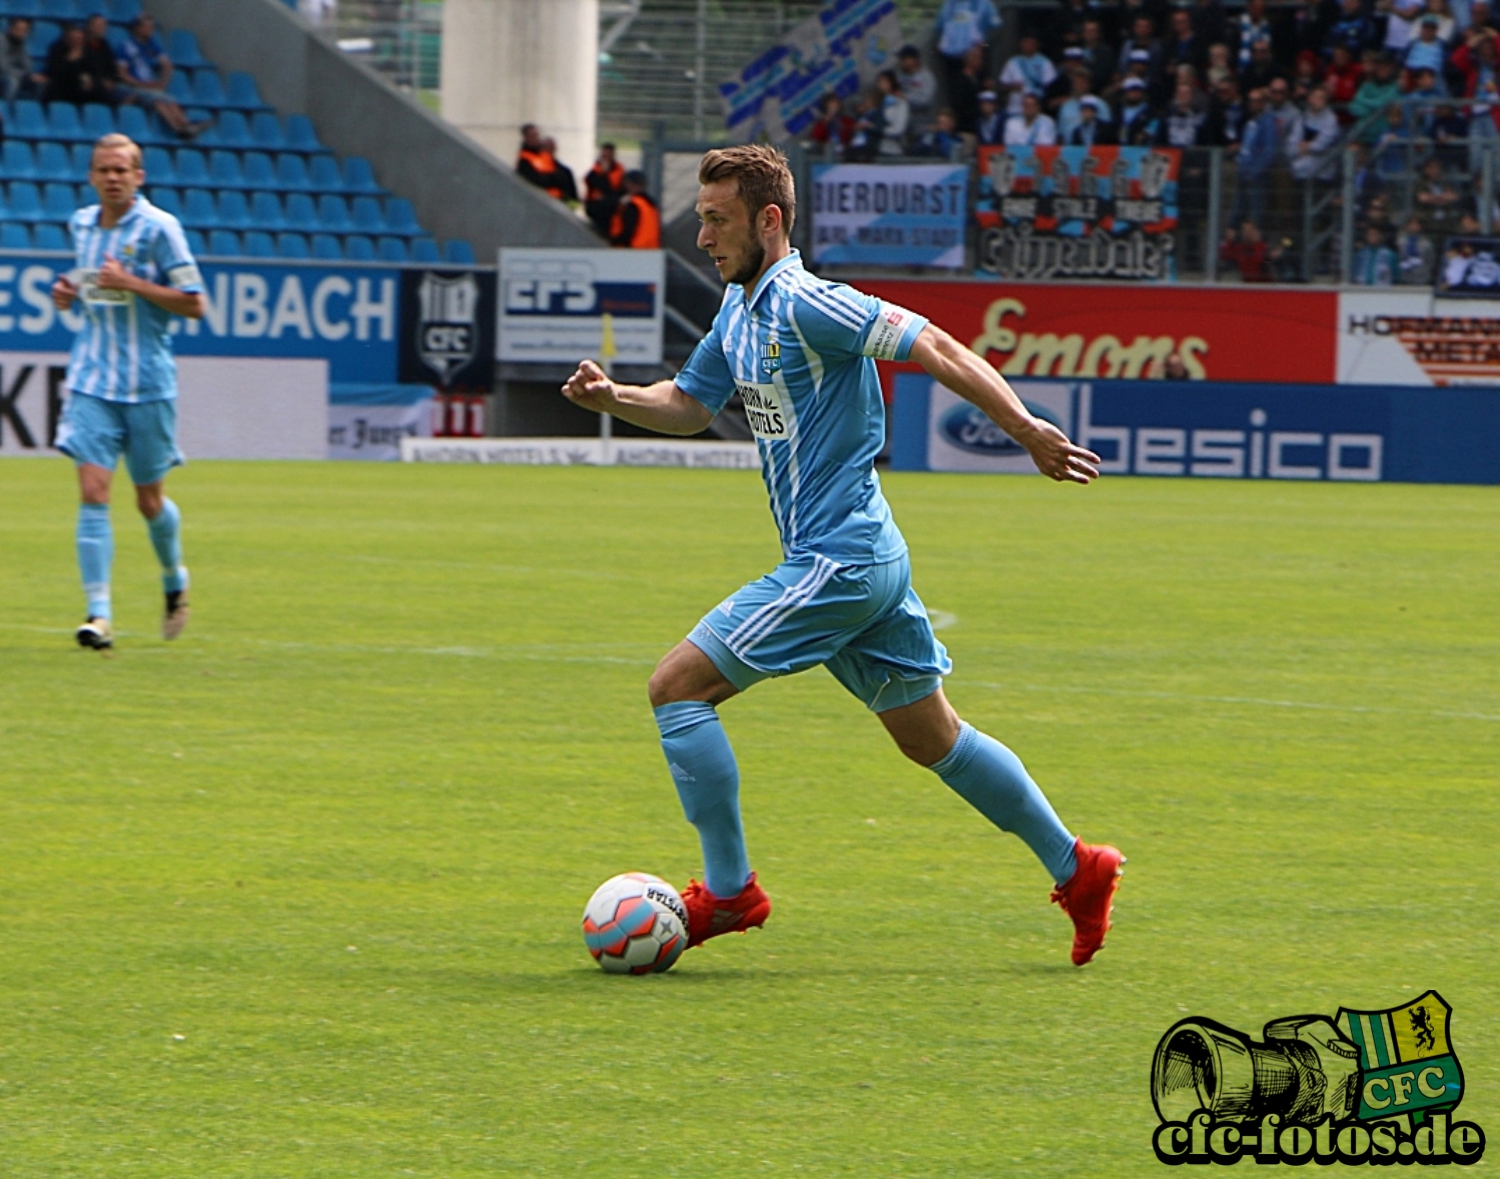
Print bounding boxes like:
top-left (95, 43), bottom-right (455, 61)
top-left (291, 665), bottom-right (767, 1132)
top-left (680, 872), bottom-right (772, 948)
top-left (1050, 840), bottom-right (1124, 966)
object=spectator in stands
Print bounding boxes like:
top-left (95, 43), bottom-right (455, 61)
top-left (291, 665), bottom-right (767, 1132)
top-left (976, 89), bottom-right (1005, 144)
top-left (1405, 66), bottom-right (1447, 135)
top-left (543, 137), bottom-right (579, 203)
top-left (1167, 8), bottom-right (1207, 74)
top-left (584, 143), bottom-right (625, 238)
top-left (934, 0), bottom-right (1001, 96)
top-left (949, 43), bottom-right (987, 135)
top-left (1325, 0), bottom-right (1376, 60)
top-left (1054, 66), bottom-right (1099, 140)
top-left (1205, 75), bottom-right (1247, 145)
top-left (1117, 16), bottom-right (1165, 91)
top-left (1421, 0), bottom-right (1456, 46)
top-left (1431, 101), bottom-right (1470, 167)
top-left (1291, 50), bottom-right (1323, 103)
top-left (1396, 213), bottom-right (1437, 282)
top-left (1405, 13), bottom-right (1450, 77)
top-left (117, 14), bottom-right (205, 139)
top-left (1414, 155), bottom-right (1463, 230)
top-left (516, 125), bottom-right (568, 200)
top-left (874, 70), bottom-right (911, 155)
top-left (1235, 0), bottom-right (1274, 74)
top-left (911, 108), bottom-right (964, 158)
top-left (1116, 76), bottom-right (1160, 143)
top-left (1371, 101), bottom-right (1415, 176)
top-left (1240, 35), bottom-right (1280, 92)
top-left (1161, 81), bottom-right (1209, 145)
top-left (809, 92), bottom-right (856, 156)
top-left (1079, 18), bottom-right (1115, 94)
top-left (1324, 43), bottom-right (1363, 120)
top-left (844, 91), bottom-right (883, 161)
top-left (1363, 191), bottom-right (1396, 240)
top-left (608, 171), bottom-right (660, 249)
top-left (1206, 41), bottom-right (1234, 87)
top-left (1384, 0), bottom-right (1426, 61)
top-left (1067, 94), bottom-right (1116, 144)
top-left (43, 22), bottom-right (107, 106)
top-left (1288, 84), bottom-right (1341, 179)
top-left (1451, 23), bottom-right (1500, 170)
top-left (1352, 222), bottom-right (1399, 282)
top-left (1235, 87), bottom-right (1279, 225)
top-left (1350, 52), bottom-right (1402, 139)
top-left (1220, 218), bottom-right (1274, 280)
top-left (1265, 76), bottom-right (1301, 153)
top-left (999, 31), bottom-right (1057, 115)
top-left (1004, 90), bottom-right (1058, 145)
top-left (83, 14), bottom-right (121, 105)
top-left (2, 17), bottom-right (45, 101)
top-left (896, 45), bottom-right (938, 116)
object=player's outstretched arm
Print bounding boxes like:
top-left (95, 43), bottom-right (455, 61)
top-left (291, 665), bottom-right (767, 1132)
top-left (561, 359), bottom-right (714, 437)
top-left (908, 324), bottom-right (1101, 484)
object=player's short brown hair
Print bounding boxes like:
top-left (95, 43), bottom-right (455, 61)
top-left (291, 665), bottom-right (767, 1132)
top-left (92, 132), bottom-right (143, 170)
top-left (698, 144), bottom-right (796, 237)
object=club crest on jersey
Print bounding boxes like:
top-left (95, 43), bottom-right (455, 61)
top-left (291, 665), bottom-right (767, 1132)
top-left (760, 338), bottom-right (781, 374)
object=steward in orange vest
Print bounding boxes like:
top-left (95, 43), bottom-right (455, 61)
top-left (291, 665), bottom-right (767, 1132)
top-left (515, 124), bottom-right (567, 200)
top-left (585, 144), bottom-right (626, 236)
top-left (609, 172), bottom-right (661, 248)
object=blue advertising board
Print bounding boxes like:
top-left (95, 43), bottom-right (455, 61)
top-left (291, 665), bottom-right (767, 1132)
top-left (0, 251), bottom-right (400, 383)
top-left (892, 374), bottom-right (1500, 486)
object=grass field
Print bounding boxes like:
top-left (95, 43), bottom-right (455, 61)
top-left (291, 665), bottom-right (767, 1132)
top-left (1, 457), bottom-right (1496, 1177)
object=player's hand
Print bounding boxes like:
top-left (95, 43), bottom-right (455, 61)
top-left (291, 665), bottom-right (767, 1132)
top-left (1019, 417), bottom-right (1101, 484)
top-left (96, 257), bottom-right (137, 293)
top-left (51, 275), bottom-right (77, 311)
top-left (561, 359), bottom-right (618, 413)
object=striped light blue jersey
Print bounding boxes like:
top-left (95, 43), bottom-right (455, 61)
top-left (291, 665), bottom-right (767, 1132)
top-left (675, 250), bottom-right (928, 565)
top-left (66, 195), bottom-right (203, 403)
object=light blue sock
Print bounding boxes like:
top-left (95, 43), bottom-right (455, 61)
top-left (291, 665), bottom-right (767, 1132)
top-left (146, 498), bottom-right (187, 594)
top-left (931, 723), bottom-right (1078, 886)
top-left (77, 502), bottom-right (113, 620)
top-left (654, 701), bottom-right (750, 898)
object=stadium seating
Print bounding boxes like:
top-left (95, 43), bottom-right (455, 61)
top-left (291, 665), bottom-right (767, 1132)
top-left (0, 16), bottom-right (447, 262)
top-left (444, 239), bottom-right (476, 264)
top-left (184, 227), bottom-right (206, 255)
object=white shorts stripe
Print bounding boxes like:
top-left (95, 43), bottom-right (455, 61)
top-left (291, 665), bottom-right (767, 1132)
top-left (725, 555), bottom-right (841, 658)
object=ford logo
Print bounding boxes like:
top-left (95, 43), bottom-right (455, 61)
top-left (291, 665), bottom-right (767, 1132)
top-left (937, 399), bottom-right (1063, 456)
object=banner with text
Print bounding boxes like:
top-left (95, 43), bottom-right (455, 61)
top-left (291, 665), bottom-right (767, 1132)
top-left (1338, 290), bottom-right (1500, 385)
top-left (497, 248), bottom-right (664, 365)
top-left (974, 145), bottom-right (1180, 282)
top-left (811, 163), bottom-right (968, 268)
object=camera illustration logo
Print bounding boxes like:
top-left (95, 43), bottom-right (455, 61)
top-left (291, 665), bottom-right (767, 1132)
top-left (1151, 992), bottom-right (1486, 1166)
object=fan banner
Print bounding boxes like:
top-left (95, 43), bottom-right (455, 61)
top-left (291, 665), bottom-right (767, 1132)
top-left (810, 163), bottom-right (968, 268)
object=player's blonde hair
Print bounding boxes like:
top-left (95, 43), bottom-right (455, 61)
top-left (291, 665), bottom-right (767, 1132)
top-left (92, 133), bottom-right (144, 170)
top-left (698, 144), bottom-right (796, 237)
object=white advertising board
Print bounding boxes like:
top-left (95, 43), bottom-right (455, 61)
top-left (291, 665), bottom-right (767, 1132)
top-left (497, 248), bottom-right (665, 365)
top-left (402, 436), bottom-right (759, 468)
top-left (1338, 291), bottom-right (1500, 386)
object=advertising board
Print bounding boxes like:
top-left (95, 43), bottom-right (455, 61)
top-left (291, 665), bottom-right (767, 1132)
top-left (497, 248), bottom-right (664, 365)
top-left (811, 163), bottom-right (969, 269)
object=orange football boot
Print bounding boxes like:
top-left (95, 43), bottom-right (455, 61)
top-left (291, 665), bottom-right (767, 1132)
top-left (1050, 840), bottom-right (1124, 966)
top-left (680, 872), bottom-right (772, 948)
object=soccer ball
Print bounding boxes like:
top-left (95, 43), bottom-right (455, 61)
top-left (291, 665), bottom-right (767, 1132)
top-left (582, 872), bottom-right (688, 975)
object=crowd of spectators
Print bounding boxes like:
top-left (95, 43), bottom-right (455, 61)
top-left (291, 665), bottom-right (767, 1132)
top-left (0, 13), bottom-right (208, 139)
top-left (799, 0), bottom-right (1500, 283)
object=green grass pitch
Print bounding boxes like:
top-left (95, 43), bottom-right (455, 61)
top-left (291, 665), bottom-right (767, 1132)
top-left (1, 458), bottom-right (1496, 1177)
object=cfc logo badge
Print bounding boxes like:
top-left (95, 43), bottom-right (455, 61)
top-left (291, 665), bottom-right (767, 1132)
top-left (415, 272), bottom-right (479, 384)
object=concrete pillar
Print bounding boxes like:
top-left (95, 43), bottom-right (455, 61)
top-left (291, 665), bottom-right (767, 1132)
top-left (441, 0), bottom-right (599, 185)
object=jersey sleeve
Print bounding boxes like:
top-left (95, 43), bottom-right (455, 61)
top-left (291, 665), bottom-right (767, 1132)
top-left (790, 283), bottom-right (929, 363)
top-left (152, 217), bottom-right (204, 294)
top-left (673, 306), bottom-right (734, 415)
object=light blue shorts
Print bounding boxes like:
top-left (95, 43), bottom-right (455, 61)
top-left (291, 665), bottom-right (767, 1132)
top-left (54, 392), bottom-right (184, 486)
top-left (688, 552), bottom-right (953, 713)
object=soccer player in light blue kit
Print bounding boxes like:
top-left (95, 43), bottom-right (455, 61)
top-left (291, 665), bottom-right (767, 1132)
top-left (51, 133), bottom-right (205, 650)
top-left (563, 146), bottom-right (1124, 965)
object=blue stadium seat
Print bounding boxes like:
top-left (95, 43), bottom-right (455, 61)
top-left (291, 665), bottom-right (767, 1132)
top-left (7, 181), bottom-right (44, 222)
top-left (190, 69), bottom-right (227, 109)
top-left (276, 232), bottom-right (310, 259)
top-left (142, 145), bottom-right (175, 185)
top-left (275, 152), bottom-right (311, 191)
top-left (182, 187), bottom-right (219, 228)
top-left (383, 197), bottom-right (421, 236)
top-left (39, 0), bottom-right (81, 18)
top-left (443, 239), bottom-right (476, 265)
top-left (2, 140), bottom-right (38, 180)
top-left (11, 99), bottom-right (48, 139)
top-left (343, 234), bottom-right (375, 262)
top-left (165, 70), bottom-right (193, 105)
top-left (209, 150), bottom-right (245, 189)
top-left (174, 148), bottom-right (210, 188)
top-left (283, 191), bottom-right (319, 232)
top-left (69, 142), bottom-right (94, 181)
top-left (248, 190), bottom-right (284, 231)
top-left (342, 156), bottom-right (382, 194)
top-left (316, 194), bottom-right (351, 232)
top-left (310, 233), bottom-right (342, 260)
top-left (376, 235), bottom-right (408, 263)
top-left (350, 195), bottom-right (383, 234)
top-left (249, 111), bottom-right (286, 150)
top-left (107, 0), bottom-right (142, 21)
top-left (147, 186), bottom-right (182, 218)
top-left (208, 229), bottom-right (241, 256)
top-left (242, 151), bottom-right (277, 190)
top-left (185, 227), bottom-right (207, 256)
top-left (35, 141), bottom-right (72, 181)
top-left (81, 103), bottom-right (114, 139)
top-left (206, 109), bottom-right (251, 150)
top-left (216, 189), bottom-right (251, 230)
top-left (307, 154), bottom-right (343, 192)
top-left (4, 0), bottom-right (43, 19)
top-left (47, 101), bottom-right (86, 141)
top-left (409, 236), bottom-right (440, 263)
top-left (42, 181), bottom-right (76, 221)
top-left (35, 221), bottom-right (70, 250)
top-left (224, 72), bottom-right (268, 111)
top-left (1, 222), bottom-right (31, 249)
top-left (117, 103), bottom-right (169, 147)
top-left (284, 114), bottom-right (326, 154)
top-left (168, 28), bottom-right (207, 69)
top-left (241, 230), bottom-right (276, 258)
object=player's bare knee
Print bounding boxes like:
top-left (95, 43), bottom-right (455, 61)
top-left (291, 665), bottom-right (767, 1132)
top-left (135, 485), bottom-right (163, 519)
top-left (648, 660), bottom-right (683, 708)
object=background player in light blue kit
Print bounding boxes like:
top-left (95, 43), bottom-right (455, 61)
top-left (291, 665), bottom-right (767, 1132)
top-left (51, 133), bottom-right (205, 650)
top-left (563, 145), bottom-right (1125, 966)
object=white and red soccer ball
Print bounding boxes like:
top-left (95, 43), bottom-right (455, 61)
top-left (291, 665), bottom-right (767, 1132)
top-left (582, 873), bottom-right (688, 975)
